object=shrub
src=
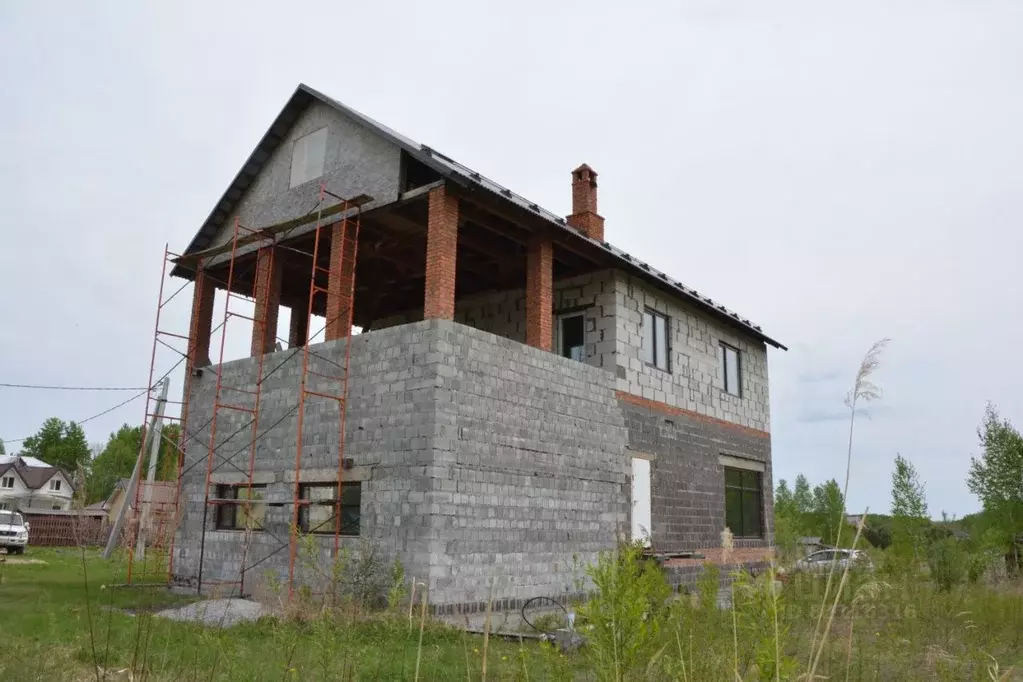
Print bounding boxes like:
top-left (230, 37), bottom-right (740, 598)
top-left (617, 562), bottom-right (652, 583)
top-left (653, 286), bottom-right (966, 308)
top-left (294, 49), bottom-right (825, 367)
top-left (576, 542), bottom-right (671, 681)
top-left (927, 538), bottom-right (966, 591)
top-left (386, 557), bottom-right (408, 610)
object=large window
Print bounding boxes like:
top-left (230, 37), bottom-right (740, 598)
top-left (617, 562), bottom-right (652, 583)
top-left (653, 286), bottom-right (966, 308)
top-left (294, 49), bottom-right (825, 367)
top-left (215, 484), bottom-right (267, 531)
top-left (298, 482), bottom-right (361, 536)
top-left (641, 309), bottom-right (670, 371)
top-left (724, 467), bottom-right (762, 538)
top-left (557, 313), bottom-right (585, 362)
top-left (289, 127), bottom-right (328, 188)
top-left (721, 343), bottom-right (741, 397)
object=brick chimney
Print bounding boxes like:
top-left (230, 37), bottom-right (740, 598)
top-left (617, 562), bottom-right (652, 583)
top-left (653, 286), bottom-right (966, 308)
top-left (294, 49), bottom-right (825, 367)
top-left (567, 164), bottom-right (605, 242)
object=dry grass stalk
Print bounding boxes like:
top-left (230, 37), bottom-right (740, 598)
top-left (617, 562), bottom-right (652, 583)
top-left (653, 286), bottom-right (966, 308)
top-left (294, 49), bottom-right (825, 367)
top-left (413, 584), bottom-right (428, 682)
top-left (408, 576), bottom-right (417, 630)
top-left (481, 577), bottom-right (495, 682)
top-left (810, 338), bottom-right (889, 661)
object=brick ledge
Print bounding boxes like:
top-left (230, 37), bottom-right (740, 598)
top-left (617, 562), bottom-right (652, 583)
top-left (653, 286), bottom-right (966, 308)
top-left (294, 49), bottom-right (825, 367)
top-left (663, 546), bottom-right (775, 568)
top-left (615, 391), bottom-right (770, 439)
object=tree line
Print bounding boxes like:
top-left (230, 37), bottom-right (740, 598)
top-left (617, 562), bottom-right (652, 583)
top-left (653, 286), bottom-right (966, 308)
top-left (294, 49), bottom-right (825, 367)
top-left (3, 417), bottom-right (180, 504)
top-left (775, 402), bottom-right (1023, 579)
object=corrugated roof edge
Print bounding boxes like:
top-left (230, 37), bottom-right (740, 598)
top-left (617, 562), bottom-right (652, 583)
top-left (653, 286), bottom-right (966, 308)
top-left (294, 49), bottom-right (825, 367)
top-left (173, 83), bottom-right (786, 350)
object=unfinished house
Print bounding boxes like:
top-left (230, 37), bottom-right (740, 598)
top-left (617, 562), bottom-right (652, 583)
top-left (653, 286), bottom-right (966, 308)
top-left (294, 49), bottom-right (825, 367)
top-left (169, 84), bottom-right (786, 611)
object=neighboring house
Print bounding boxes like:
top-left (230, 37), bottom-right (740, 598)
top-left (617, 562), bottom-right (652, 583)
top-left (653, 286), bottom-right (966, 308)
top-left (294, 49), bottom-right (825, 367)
top-left (0, 456), bottom-right (75, 512)
top-left (169, 84), bottom-right (786, 610)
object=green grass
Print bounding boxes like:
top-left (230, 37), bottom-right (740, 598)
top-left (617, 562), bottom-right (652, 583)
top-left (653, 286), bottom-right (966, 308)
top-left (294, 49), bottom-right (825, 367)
top-left (0, 548), bottom-right (570, 681)
top-left (3, 547), bottom-right (1023, 681)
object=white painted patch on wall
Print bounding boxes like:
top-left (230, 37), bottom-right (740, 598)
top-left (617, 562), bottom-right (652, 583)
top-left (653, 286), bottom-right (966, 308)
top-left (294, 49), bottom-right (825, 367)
top-left (631, 457), bottom-right (652, 547)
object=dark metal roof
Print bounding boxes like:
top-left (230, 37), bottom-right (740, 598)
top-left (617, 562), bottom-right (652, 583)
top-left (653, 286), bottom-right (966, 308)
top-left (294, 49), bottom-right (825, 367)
top-left (0, 459), bottom-right (70, 491)
top-left (176, 83), bottom-right (785, 350)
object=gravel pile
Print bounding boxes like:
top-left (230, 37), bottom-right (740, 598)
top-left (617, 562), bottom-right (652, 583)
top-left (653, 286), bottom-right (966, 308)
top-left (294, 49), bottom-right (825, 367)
top-left (156, 598), bottom-right (271, 628)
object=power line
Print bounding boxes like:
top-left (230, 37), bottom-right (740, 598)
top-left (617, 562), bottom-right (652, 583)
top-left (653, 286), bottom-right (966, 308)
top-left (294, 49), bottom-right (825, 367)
top-left (0, 383), bottom-right (150, 391)
top-left (1, 388), bottom-right (150, 446)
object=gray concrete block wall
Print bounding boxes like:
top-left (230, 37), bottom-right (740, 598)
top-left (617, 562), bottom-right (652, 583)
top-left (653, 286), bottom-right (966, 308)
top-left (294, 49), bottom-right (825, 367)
top-left (426, 322), bottom-right (629, 607)
top-left (614, 272), bottom-right (772, 433)
top-left (207, 100), bottom-right (401, 250)
top-left (172, 319), bottom-right (629, 610)
top-left (173, 321), bottom-right (440, 595)
top-left (620, 399), bottom-right (774, 553)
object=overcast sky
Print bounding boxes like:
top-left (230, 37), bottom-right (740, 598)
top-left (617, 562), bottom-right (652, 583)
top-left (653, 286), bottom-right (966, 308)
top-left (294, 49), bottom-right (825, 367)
top-left (2, 1), bottom-right (1021, 517)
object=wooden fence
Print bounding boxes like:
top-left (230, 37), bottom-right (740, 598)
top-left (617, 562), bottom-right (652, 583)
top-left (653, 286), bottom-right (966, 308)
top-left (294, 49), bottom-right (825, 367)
top-left (22, 512), bottom-right (110, 547)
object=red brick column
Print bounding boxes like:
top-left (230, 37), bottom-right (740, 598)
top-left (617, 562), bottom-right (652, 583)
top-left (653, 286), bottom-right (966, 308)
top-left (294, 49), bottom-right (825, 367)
top-left (424, 186), bottom-right (459, 320)
top-left (526, 238), bottom-right (553, 351)
top-left (186, 266), bottom-right (215, 371)
top-left (289, 301), bottom-right (309, 348)
top-left (325, 222), bottom-right (357, 341)
top-left (250, 246), bottom-right (282, 356)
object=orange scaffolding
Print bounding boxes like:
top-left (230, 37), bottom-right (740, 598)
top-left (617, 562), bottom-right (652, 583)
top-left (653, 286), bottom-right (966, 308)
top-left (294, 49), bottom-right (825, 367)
top-left (288, 186), bottom-right (361, 598)
top-left (181, 184), bottom-right (363, 598)
top-left (124, 246), bottom-right (206, 586)
top-left (196, 214), bottom-right (277, 596)
top-left (124, 184), bottom-right (364, 600)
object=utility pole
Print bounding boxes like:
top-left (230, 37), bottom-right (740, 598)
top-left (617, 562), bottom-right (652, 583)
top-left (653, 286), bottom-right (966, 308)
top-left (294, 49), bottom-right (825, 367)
top-left (103, 378), bottom-right (168, 559)
top-left (135, 378), bottom-right (170, 561)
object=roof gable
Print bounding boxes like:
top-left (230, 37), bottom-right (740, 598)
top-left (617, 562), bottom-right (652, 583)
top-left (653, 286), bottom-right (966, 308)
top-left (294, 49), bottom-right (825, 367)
top-left (176, 84), bottom-right (784, 349)
top-left (0, 463), bottom-right (27, 488)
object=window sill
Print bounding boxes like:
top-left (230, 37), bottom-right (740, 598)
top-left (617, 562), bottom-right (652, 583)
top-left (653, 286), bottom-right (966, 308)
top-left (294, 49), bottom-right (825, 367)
top-left (302, 532), bottom-right (361, 538)
top-left (642, 362), bottom-right (672, 375)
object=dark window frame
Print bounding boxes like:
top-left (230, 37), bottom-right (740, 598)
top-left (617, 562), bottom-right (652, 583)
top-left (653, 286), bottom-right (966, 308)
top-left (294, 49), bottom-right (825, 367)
top-left (298, 482), bottom-right (361, 536)
top-left (557, 311), bottom-right (587, 362)
top-left (724, 466), bottom-right (763, 539)
top-left (721, 342), bottom-right (742, 397)
top-left (641, 309), bottom-right (671, 372)
top-left (214, 484), bottom-right (268, 531)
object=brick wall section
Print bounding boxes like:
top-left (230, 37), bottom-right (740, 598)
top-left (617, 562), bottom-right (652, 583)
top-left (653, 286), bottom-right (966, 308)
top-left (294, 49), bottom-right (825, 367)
top-left (325, 221), bottom-right (358, 340)
top-left (525, 238), bottom-right (553, 350)
top-left (664, 546), bottom-right (774, 569)
top-left (250, 247), bottom-right (282, 357)
top-left (187, 267), bottom-right (215, 371)
top-left (424, 186), bottom-right (458, 320)
top-left (619, 397), bottom-right (774, 553)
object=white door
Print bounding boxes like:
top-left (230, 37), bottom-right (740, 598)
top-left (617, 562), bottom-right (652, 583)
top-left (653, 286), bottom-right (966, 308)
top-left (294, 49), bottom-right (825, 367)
top-left (631, 457), bottom-right (652, 547)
